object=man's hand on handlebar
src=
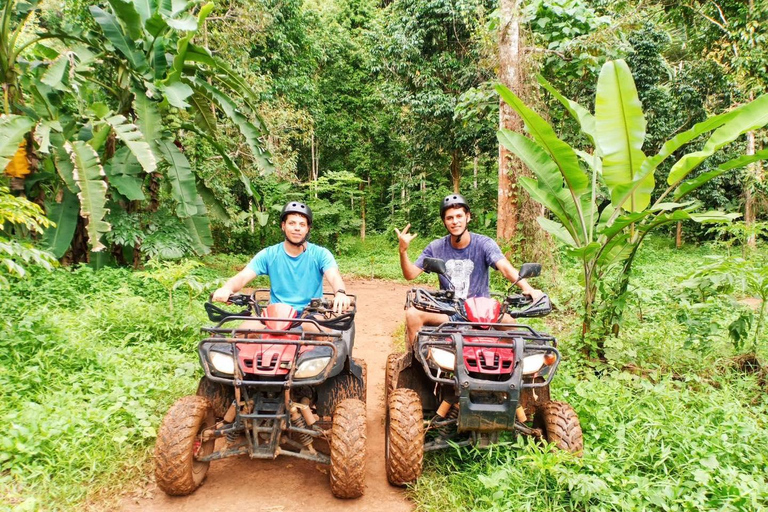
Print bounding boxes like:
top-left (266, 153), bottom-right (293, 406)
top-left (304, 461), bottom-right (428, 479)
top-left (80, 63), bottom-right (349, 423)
top-left (525, 288), bottom-right (544, 303)
top-left (212, 287), bottom-right (233, 303)
top-left (332, 291), bottom-right (351, 314)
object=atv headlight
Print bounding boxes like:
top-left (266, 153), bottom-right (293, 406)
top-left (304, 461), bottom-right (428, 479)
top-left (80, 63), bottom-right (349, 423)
top-left (295, 357), bottom-right (331, 379)
top-left (210, 350), bottom-right (236, 375)
top-left (522, 354), bottom-right (545, 375)
top-left (429, 348), bottom-right (456, 371)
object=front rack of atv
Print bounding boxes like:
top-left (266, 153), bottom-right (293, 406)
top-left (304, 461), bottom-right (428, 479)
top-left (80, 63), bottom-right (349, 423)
top-left (200, 316), bottom-right (340, 387)
top-left (415, 320), bottom-right (560, 389)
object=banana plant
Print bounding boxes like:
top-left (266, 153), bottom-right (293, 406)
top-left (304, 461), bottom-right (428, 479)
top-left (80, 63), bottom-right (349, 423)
top-left (1, 0), bottom-right (272, 259)
top-left (497, 59), bottom-right (768, 357)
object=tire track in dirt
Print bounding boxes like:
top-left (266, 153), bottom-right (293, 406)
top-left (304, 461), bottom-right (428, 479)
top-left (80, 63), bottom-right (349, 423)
top-left (121, 279), bottom-right (414, 512)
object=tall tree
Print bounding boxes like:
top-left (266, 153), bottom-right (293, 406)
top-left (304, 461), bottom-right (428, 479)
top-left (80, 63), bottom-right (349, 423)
top-left (497, 0), bottom-right (548, 260)
top-left (375, 0), bottom-right (495, 195)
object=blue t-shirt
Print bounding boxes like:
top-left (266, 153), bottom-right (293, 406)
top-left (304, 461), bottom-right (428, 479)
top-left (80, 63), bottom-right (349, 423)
top-left (414, 233), bottom-right (504, 299)
top-left (246, 242), bottom-right (337, 312)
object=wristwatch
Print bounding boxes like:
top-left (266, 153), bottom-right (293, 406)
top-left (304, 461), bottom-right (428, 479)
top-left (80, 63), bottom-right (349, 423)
top-left (335, 289), bottom-right (346, 295)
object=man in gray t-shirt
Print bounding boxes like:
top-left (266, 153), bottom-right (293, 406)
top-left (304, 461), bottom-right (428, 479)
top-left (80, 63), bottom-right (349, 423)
top-left (396, 193), bottom-right (543, 347)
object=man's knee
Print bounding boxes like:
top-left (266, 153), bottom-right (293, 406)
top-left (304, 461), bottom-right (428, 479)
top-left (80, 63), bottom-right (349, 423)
top-left (405, 306), bottom-right (422, 326)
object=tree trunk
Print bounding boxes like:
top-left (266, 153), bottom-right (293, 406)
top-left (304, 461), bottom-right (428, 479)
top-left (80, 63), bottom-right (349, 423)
top-left (497, 0), bottom-right (523, 244)
top-left (450, 150), bottom-right (462, 193)
top-left (676, 221), bottom-right (683, 249)
top-left (473, 148), bottom-right (478, 190)
top-left (497, 0), bottom-right (550, 262)
top-left (311, 133), bottom-right (318, 199)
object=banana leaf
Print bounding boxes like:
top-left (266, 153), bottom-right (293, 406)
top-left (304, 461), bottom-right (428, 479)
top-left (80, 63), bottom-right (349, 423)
top-left (66, 141), bottom-right (110, 252)
top-left (43, 189), bottom-right (80, 258)
top-left (104, 114), bottom-right (156, 173)
top-left (156, 138), bottom-right (199, 217)
top-left (595, 60), bottom-right (650, 212)
top-left (496, 84), bottom-right (588, 197)
top-left (0, 115), bottom-right (34, 170)
top-left (667, 94), bottom-right (768, 186)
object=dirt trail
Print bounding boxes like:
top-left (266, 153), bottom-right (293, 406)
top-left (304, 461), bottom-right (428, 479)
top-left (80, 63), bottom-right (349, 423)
top-left (121, 279), bottom-right (414, 512)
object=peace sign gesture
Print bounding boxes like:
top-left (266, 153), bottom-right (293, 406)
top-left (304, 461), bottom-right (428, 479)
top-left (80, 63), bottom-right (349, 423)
top-left (394, 223), bottom-right (418, 254)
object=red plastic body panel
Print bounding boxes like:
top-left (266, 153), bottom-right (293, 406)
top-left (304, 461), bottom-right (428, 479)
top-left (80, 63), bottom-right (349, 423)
top-left (462, 298), bottom-right (514, 374)
top-left (236, 303), bottom-right (305, 376)
top-left (464, 297), bottom-right (501, 324)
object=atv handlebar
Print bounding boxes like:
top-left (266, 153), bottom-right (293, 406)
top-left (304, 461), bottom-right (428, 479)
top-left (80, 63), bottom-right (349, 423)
top-left (408, 288), bottom-right (552, 319)
top-left (205, 290), bottom-right (357, 330)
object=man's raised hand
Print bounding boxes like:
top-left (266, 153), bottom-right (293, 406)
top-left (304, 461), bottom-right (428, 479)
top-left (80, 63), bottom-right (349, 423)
top-left (395, 223), bottom-right (418, 254)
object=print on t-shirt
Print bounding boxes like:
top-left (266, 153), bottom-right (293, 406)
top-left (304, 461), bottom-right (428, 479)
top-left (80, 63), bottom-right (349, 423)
top-left (446, 259), bottom-right (474, 299)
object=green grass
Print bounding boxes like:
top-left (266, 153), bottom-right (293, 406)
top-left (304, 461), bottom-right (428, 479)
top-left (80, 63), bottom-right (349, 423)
top-left (413, 367), bottom-right (768, 511)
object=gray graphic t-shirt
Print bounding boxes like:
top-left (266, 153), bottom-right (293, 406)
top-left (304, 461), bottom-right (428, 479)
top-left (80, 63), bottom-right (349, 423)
top-left (414, 233), bottom-right (505, 299)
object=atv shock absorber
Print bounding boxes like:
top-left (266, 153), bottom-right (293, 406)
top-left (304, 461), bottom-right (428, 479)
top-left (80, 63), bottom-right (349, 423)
top-left (290, 405), bottom-right (314, 449)
top-left (436, 401), bottom-right (459, 437)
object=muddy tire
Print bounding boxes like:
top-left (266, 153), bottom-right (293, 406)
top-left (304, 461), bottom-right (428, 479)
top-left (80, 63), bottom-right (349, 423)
top-left (154, 395), bottom-right (216, 495)
top-left (385, 353), bottom-right (400, 404)
top-left (385, 388), bottom-right (424, 486)
top-left (196, 377), bottom-right (233, 419)
top-left (534, 400), bottom-right (583, 456)
top-left (330, 398), bottom-right (367, 498)
top-left (351, 357), bottom-right (367, 403)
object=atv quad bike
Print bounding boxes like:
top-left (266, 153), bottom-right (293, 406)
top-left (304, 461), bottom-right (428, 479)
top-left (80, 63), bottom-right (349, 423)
top-left (385, 259), bottom-right (582, 485)
top-left (154, 290), bottom-right (367, 498)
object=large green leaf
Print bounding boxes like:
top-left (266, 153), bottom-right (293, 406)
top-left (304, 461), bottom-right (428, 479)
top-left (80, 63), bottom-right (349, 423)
top-left (148, 34), bottom-right (167, 79)
top-left (156, 138), bottom-right (198, 217)
top-left (501, 131), bottom-right (584, 240)
top-left (0, 115), bottom-right (34, 170)
top-left (667, 94), bottom-right (768, 185)
top-left (196, 181), bottom-right (228, 222)
top-left (51, 134), bottom-right (79, 193)
top-left (496, 84), bottom-right (588, 197)
top-left (595, 60), bottom-right (650, 212)
top-left (519, 176), bottom-right (574, 236)
top-left (185, 43), bottom-right (262, 112)
top-left (132, 91), bottom-right (163, 151)
top-left (105, 147), bottom-right (145, 200)
top-left (165, 13), bottom-right (197, 31)
top-left (538, 75), bottom-right (597, 147)
top-left (43, 189), bottom-right (80, 258)
top-left (674, 148), bottom-right (768, 200)
top-left (189, 77), bottom-right (273, 174)
top-left (107, 0), bottom-right (143, 40)
top-left (162, 81), bottom-right (193, 108)
top-left (187, 92), bottom-right (216, 135)
top-left (537, 217), bottom-right (577, 247)
top-left (166, 2), bottom-right (213, 83)
top-left (610, 109), bottom-right (740, 209)
top-left (104, 114), bottom-right (156, 173)
top-left (40, 55), bottom-right (70, 91)
top-left (181, 122), bottom-right (253, 197)
top-left (90, 6), bottom-right (149, 74)
top-left (182, 194), bottom-right (212, 255)
top-left (132, 0), bottom-right (156, 23)
top-left (598, 211), bottom-right (650, 240)
top-left (65, 141), bottom-right (111, 252)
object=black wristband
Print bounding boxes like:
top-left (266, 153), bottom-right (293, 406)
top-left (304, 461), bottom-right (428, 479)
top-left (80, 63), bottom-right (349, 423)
top-left (335, 289), bottom-right (346, 295)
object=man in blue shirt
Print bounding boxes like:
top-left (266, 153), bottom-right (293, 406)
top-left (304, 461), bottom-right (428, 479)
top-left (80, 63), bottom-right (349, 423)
top-left (396, 193), bottom-right (542, 346)
top-left (213, 201), bottom-right (350, 330)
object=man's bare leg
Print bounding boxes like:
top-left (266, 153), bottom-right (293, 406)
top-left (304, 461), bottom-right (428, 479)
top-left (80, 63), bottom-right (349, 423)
top-left (405, 306), bottom-right (451, 350)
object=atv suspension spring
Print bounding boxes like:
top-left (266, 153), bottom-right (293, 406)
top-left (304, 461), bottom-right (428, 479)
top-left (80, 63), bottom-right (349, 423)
top-left (226, 429), bottom-right (239, 444)
top-left (291, 409), bottom-right (313, 447)
top-left (438, 404), bottom-right (459, 437)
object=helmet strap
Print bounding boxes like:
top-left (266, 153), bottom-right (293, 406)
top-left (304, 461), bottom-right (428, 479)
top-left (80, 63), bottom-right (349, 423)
top-left (283, 229), bottom-right (309, 251)
top-left (452, 227), bottom-right (468, 245)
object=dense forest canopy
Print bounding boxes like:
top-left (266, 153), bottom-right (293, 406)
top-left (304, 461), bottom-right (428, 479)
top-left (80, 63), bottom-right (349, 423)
top-left (2, 0), bottom-right (765, 265)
